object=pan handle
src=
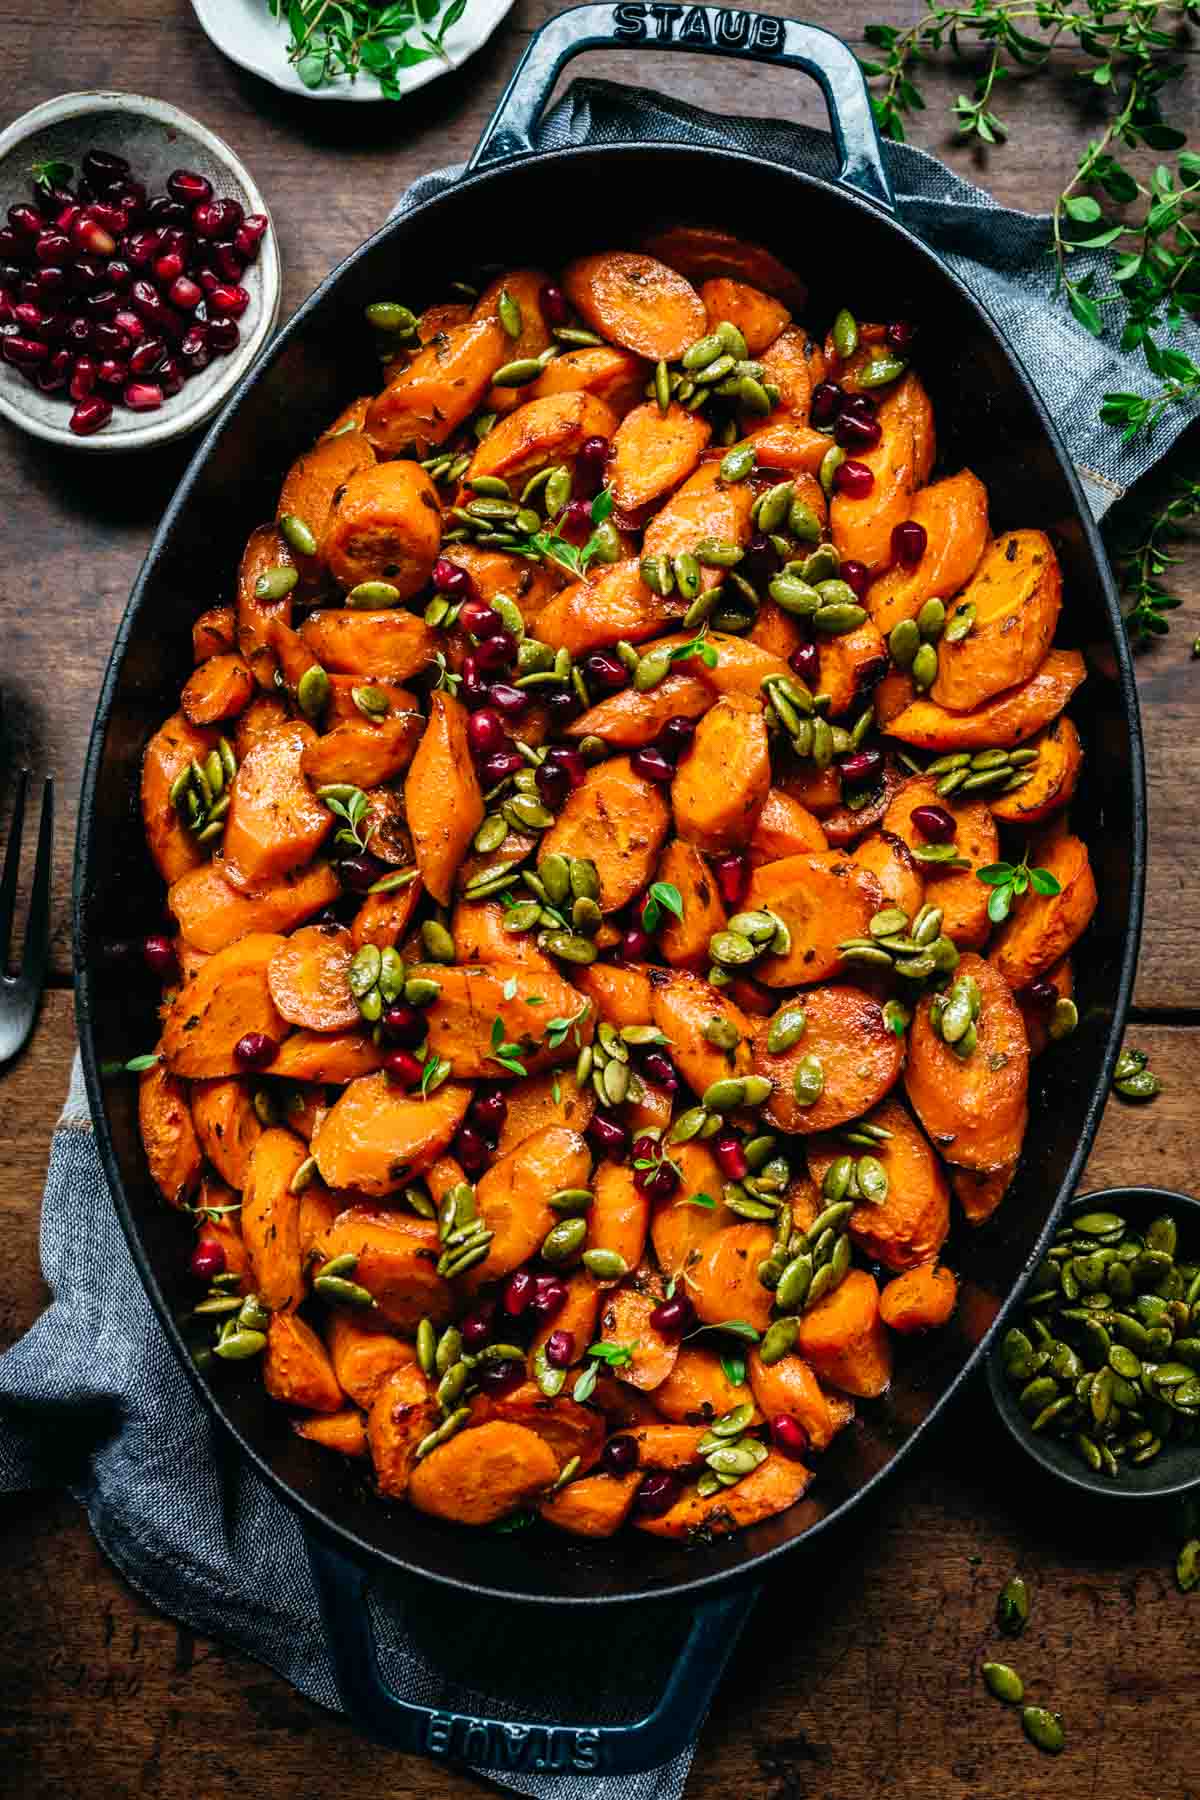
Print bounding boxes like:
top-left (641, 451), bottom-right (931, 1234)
top-left (305, 1532), bottom-right (758, 1775)
top-left (467, 2), bottom-right (893, 211)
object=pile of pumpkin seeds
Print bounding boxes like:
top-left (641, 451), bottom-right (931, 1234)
top-left (978, 1578), bottom-right (1067, 1756)
top-left (346, 943), bottom-right (440, 1029)
top-left (754, 1140), bottom-right (894, 1353)
top-left (169, 736), bottom-right (237, 848)
top-left (707, 906), bottom-right (791, 980)
top-left (192, 1269), bottom-right (269, 1362)
top-left (647, 318), bottom-right (777, 429)
top-left (576, 1019), bottom-right (667, 1110)
top-left (1001, 1206), bottom-right (1200, 1475)
top-left (498, 852), bottom-right (604, 967)
top-left (760, 670), bottom-right (867, 771)
top-left (924, 745), bottom-right (1039, 799)
top-left (929, 970), bottom-right (983, 1061)
top-left (312, 1252), bottom-right (375, 1309)
top-left (435, 1180), bottom-right (494, 1279)
top-left (1112, 1046), bottom-right (1163, 1102)
top-left (695, 1402), bottom-right (769, 1496)
top-left (838, 901), bottom-right (960, 985)
top-left (886, 595), bottom-right (958, 692)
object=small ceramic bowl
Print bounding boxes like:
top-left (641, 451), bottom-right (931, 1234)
top-left (989, 1187), bottom-right (1200, 1498)
top-left (0, 92), bottom-right (280, 452)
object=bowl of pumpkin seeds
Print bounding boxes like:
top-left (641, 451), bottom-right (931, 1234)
top-left (989, 1188), bottom-right (1200, 1496)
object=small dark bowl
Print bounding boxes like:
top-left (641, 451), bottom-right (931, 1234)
top-left (989, 1186), bottom-right (1200, 1498)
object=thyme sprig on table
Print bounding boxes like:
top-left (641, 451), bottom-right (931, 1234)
top-left (269, 0), bottom-right (469, 95)
top-left (859, 0), bottom-right (1200, 436)
top-left (1110, 474), bottom-right (1200, 640)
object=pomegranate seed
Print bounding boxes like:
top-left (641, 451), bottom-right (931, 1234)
top-left (35, 231), bottom-right (71, 266)
top-left (65, 315), bottom-right (91, 348)
top-left (123, 380), bottom-right (163, 411)
top-left (601, 1434), bottom-right (640, 1475)
top-left (432, 556), bottom-right (476, 599)
top-left (206, 318), bottom-right (240, 355)
top-left (840, 559), bottom-right (870, 600)
top-left (658, 715), bottom-right (696, 762)
top-left (69, 355), bottom-right (98, 400)
top-left (71, 216), bottom-right (116, 258)
top-left (129, 336), bottom-right (165, 376)
top-left (87, 202), bottom-right (129, 237)
top-left (2, 335), bottom-right (48, 368)
top-left (466, 708), bottom-right (506, 758)
top-left (234, 1031), bottom-right (277, 1070)
top-left (92, 320), bottom-right (130, 356)
top-left (208, 282), bottom-right (249, 319)
top-left (641, 1049), bottom-right (679, 1093)
top-left (239, 212), bottom-right (269, 245)
top-left (535, 761), bottom-right (569, 811)
top-left (158, 357), bottom-right (184, 397)
top-left (574, 434), bottom-right (610, 495)
top-left (891, 520), bottom-right (927, 567)
top-left (124, 229), bottom-right (158, 269)
top-left (197, 268), bottom-right (219, 295)
top-left (339, 853), bottom-right (387, 893)
top-left (96, 356), bottom-right (127, 388)
top-left (141, 933), bottom-right (178, 979)
top-left (481, 748), bottom-right (524, 783)
top-left (210, 240), bottom-right (245, 282)
top-left (789, 640), bottom-right (820, 686)
top-left (477, 1357), bottom-right (525, 1396)
top-left (450, 657), bottom-right (488, 708)
top-left (559, 496), bottom-right (593, 540)
top-left (771, 1415), bottom-right (809, 1459)
top-left (154, 251), bottom-right (185, 285)
top-left (715, 853), bottom-right (749, 908)
top-left (233, 223), bottom-right (263, 263)
top-left (460, 1301), bottom-right (496, 1350)
top-left (910, 803), bottom-right (957, 844)
top-left (458, 597), bottom-right (502, 638)
top-left (454, 1125), bottom-right (489, 1174)
top-left (712, 1132), bottom-right (748, 1181)
top-left (104, 259), bottom-right (131, 291)
top-left (838, 748), bottom-right (883, 786)
top-left (587, 1113), bottom-right (629, 1158)
top-left (809, 381), bottom-right (843, 427)
top-left (469, 1089), bottom-right (508, 1140)
top-left (842, 391), bottom-right (878, 420)
top-left (636, 1160), bottom-right (680, 1202)
top-left (648, 1293), bottom-right (696, 1338)
top-left (885, 319), bottom-right (916, 353)
top-left (7, 203), bottom-right (41, 238)
top-left (539, 282), bottom-right (569, 327)
top-left (381, 1002), bottom-right (426, 1048)
top-left (634, 1471), bottom-right (681, 1517)
top-left (34, 183), bottom-right (75, 217)
top-left (473, 629), bottom-right (517, 672)
top-left (621, 924), bottom-right (651, 962)
top-left (630, 746), bottom-right (674, 785)
top-left (382, 1048), bottom-right (422, 1087)
top-left (583, 650), bottom-right (627, 694)
top-left (545, 1329), bottom-right (575, 1369)
top-left (488, 682), bottom-right (530, 719)
top-left (503, 1269), bottom-right (535, 1317)
top-left (544, 745), bottom-right (586, 789)
top-left (69, 396), bottom-right (112, 435)
top-left (13, 301), bottom-right (43, 332)
top-left (167, 168), bottom-right (213, 206)
top-left (634, 1129), bottom-right (668, 1169)
top-left (67, 260), bottom-right (103, 298)
top-left (189, 1237), bottom-right (226, 1281)
top-left (179, 324), bottom-right (211, 370)
top-left (835, 409), bottom-right (882, 452)
top-left (36, 349), bottom-right (71, 392)
top-left (545, 688), bottom-right (580, 729)
top-left (1027, 977), bottom-right (1058, 1008)
top-left (194, 197), bottom-right (244, 240)
top-left (0, 228), bottom-right (31, 265)
top-left (83, 149), bottom-right (130, 188)
top-left (529, 1274), bottom-right (568, 1320)
top-left (835, 459), bottom-right (875, 499)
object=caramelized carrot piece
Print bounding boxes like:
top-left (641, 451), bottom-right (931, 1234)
top-left (237, 523), bottom-right (296, 689)
top-left (263, 1313), bottom-right (344, 1412)
top-left (563, 251), bottom-right (706, 360)
top-left (879, 1262), bottom-right (958, 1333)
top-left (574, 962), bottom-right (654, 1029)
top-left (850, 828), bottom-right (924, 918)
top-left (743, 421), bottom-right (832, 475)
top-left (451, 897), bottom-right (556, 972)
top-left (367, 1363), bottom-right (438, 1497)
top-left (989, 716), bottom-right (1083, 827)
top-left (885, 649), bottom-right (1086, 750)
top-left (530, 1269), bottom-right (601, 1362)
top-left (403, 689), bottom-right (484, 906)
top-left (950, 1158), bottom-right (1017, 1226)
top-left (649, 1141), bottom-right (726, 1277)
top-left (988, 829), bottom-right (1097, 989)
top-left (467, 1125), bottom-right (591, 1285)
top-left (415, 962), bottom-right (586, 1077)
top-left (749, 789), bottom-right (829, 866)
top-left (757, 324), bottom-right (823, 423)
top-left (530, 345), bottom-right (647, 419)
top-left (467, 1382), bottom-right (605, 1472)
top-left (540, 1472), bottom-right (639, 1536)
top-left (866, 469), bottom-right (990, 636)
top-left (299, 608), bottom-right (436, 682)
top-left (641, 461), bottom-right (755, 583)
top-left (671, 693), bottom-right (770, 852)
top-left (190, 1076), bottom-right (262, 1189)
top-left (161, 933), bottom-right (287, 1078)
top-left (649, 969), bottom-right (753, 1101)
top-left (350, 879), bottom-right (423, 952)
top-left (241, 1127), bottom-right (308, 1310)
top-left (748, 1350), bottom-right (838, 1451)
top-left (365, 314), bottom-right (508, 454)
top-left (266, 924), bottom-right (360, 1033)
top-left (640, 225), bottom-right (806, 308)
top-left (142, 712), bottom-right (218, 884)
top-left (931, 531), bottom-right (1063, 713)
top-left (755, 982), bottom-right (904, 1135)
top-left (326, 1312), bottom-right (416, 1409)
top-left (607, 401), bottom-right (711, 512)
top-left (700, 277), bottom-right (790, 354)
top-left (322, 1209), bottom-right (453, 1329)
top-left (649, 630), bottom-right (790, 698)
top-left (632, 1450), bottom-right (813, 1538)
top-left (408, 1420), bottom-right (558, 1524)
top-left (138, 1057), bottom-right (203, 1207)
top-left (181, 653), bottom-right (254, 726)
top-left (295, 1409), bottom-right (368, 1458)
top-left (589, 1161), bottom-right (650, 1275)
top-left (538, 755), bottom-right (671, 912)
top-left (496, 1069), bottom-right (594, 1156)
top-left (221, 721), bottom-right (332, 891)
top-left (598, 1284), bottom-right (678, 1391)
top-left (746, 850), bottom-right (883, 986)
top-left (652, 1345), bottom-right (759, 1424)
top-left (193, 604), bottom-right (236, 662)
top-left (905, 953), bottom-right (1029, 1171)
top-left (467, 391), bottom-right (619, 485)
top-left (311, 1072), bottom-right (472, 1196)
top-left (300, 714), bottom-right (423, 790)
top-left (265, 1030), bottom-right (385, 1084)
top-left (277, 432), bottom-right (376, 574)
top-left (830, 372), bottom-right (935, 571)
top-left (815, 620), bottom-right (888, 719)
top-left (656, 839), bottom-right (726, 971)
top-left (686, 1223), bottom-right (776, 1334)
top-left (566, 672), bottom-right (711, 748)
top-left (535, 559), bottom-right (682, 657)
top-left (472, 267), bottom-right (552, 410)
top-left (235, 694), bottom-right (291, 759)
top-left (318, 461), bottom-right (443, 600)
top-left (796, 1269), bottom-right (892, 1398)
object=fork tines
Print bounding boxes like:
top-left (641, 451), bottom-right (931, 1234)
top-left (0, 769), bottom-right (53, 1068)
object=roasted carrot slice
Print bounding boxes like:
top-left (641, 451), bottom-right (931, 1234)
top-left (885, 649), bottom-right (1086, 750)
top-left (409, 1420), bottom-right (559, 1524)
top-left (300, 713), bottom-right (423, 790)
top-left (451, 897), bottom-right (556, 972)
top-left (403, 689), bottom-right (484, 906)
top-left (850, 828), bottom-right (924, 919)
top-left (989, 715), bottom-right (1083, 826)
top-left (776, 763), bottom-right (842, 816)
top-left (190, 1075), bottom-right (262, 1189)
top-left (138, 1057), bottom-right (203, 1207)
top-left (181, 653), bottom-right (254, 726)
top-left (672, 693), bottom-right (769, 853)
top-left (796, 1269), bottom-right (892, 1398)
top-left (277, 432), bottom-right (376, 573)
top-left (951, 1157), bottom-right (1017, 1226)
top-left (879, 1262), bottom-right (958, 1333)
top-left (325, 1312), bottom-right (416, 1410)
top-left (649, 1141), bottom-right (726, 1277)
top-left (650, 630), bottom-right (790, 698)
top-left (241, 1127), bottom-right (308, 1310)
top-left (757, 323), bottom-right (823, 423)
top-left (563, 251), bottom-right (706, 360)
top-left (989, 829), bottom-right (1097, 989)
top-left (905, 953), bottom-right (1029, 1171)
top-left (530, 345), bottom-right (647, 418)
top-left (652, 1345), bottom-right (759, 1424)
top-left (472, 267), bottom-right (553, 409)
top-left (535, 559), bottom-right (682, 656)
top-left (640, 225), bottom-right (806, 308)
top-left (161, 933), bottom-right (287, 1078)
top-left (322, 1209), bottom-right (453, 1329)
top-left (467, 1124), bottom-right (591, 1284)
top-left (468, 1382), bottom-right (604, 1473)
top-left (648, 968), bottom-right (753, 1101)
top-left (538, 755), bottom-right (671, 912)
top-left (749, 598), bottom-right (805, 664)
top-left (749, 789), bottom-right (829, 866)
top-left (350, 879), bottom-right (423, 952)
top-left (744, 421), bottom-right (832, 475)
top-left (266, 924), bottom-right (359, 1033)
top-left (816, 620), bottom-right (888, 719)
top-left (235, 694), bottom-right (291, 760)
top-left (633, 1451), bottom-right (812, 1537)
top-left (746, 850), bottom-right (883, 986)
top-left (467, 391), bottom-right (619, 485)
top-left (808, 1096), bottom-right (951, 1272)
top-left (295, 1408), bottom-right (368, 1458)
top-left (573, 963), bottom-right (653, 1030)
top-left (640, 461), bottom-right (755, 581)
top-left (701, 277), bottom-right (791, 354)
top-left (755, 983), bottom-right (904, 1134)
top-left (237, 523), bottom-right (297, 689)
top-left (540, 1471), bottom-right (639, 1536)
top-left (625, 1425), bottom-right (708, 1470)
top-left (866, 469), bottom-right (990, 636)
top-left (264, 1313), bottom-right (344, 1412)
top-left (656, 840), bottom-right (725, 971)
top-left (312, 1071), bottom-right (471, 1195)
top-left (686, 1222), bottom-right (775, 1333)
top-left (931, 531), bottom-right (1062, 713)
top-left (142, 712), bottom-right (219, 884)
top-left (497, 1069), bottom-right (595, 1155)
top-left (321, 393), bottom-right (372, 436)
top-left (415, 962), bottom-right (587, 1078)
top-left (598, 1284), bottom-right (678, 1392)
top-left (830, 372), bottom-right (935, 571)
top-left (365, 314), bottom-right (508, 454)
top-left (193, 604), bottom-right (236, 662)
top-left (608, 401), bottom-right (711, 512)
top-left (589, 1160), bottom-right (650, 1275)
top-left (220, 721), bottom-right (331, 891)
top-left (748, 1350), bottom-right (839, 1451)
top-left (529, 1269), bottom-right (601, 1362)
top-left (264, 1029), bottom-right (385, 1084)
top-left (566, 672), bottom-right (711, 748)
top-left (882, 776), bottom-right (998, 951)
top-left (300, 608), bottom-right (436, 682)
top-left (415, 301), bottom-right (471, 342)
top-left (319, 461), bottom-right (442, 600)
top-left (367, 1364), bottom-right (438, 1497)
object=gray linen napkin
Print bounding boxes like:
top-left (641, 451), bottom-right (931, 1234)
top-left (1, 76), bottom-right (1195, 1798)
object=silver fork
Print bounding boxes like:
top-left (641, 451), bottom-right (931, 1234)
top-left (0, 770), bottom-right (54, 1068)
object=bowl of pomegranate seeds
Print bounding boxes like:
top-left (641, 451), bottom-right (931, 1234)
top-left (0, 92), bottom-right (279, 450)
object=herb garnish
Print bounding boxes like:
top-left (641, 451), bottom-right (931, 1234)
top-left (976, 852), bottom-right (1062, 922)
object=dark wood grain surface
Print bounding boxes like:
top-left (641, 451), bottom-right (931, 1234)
top-left (2, 2), bottom-right (1199, 1795)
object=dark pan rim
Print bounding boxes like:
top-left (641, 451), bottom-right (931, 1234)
top-left (75, 138), bottom-right (1147, 1608)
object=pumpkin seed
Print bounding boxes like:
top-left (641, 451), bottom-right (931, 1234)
top-left (832, 308), bottom-right (858, 359)
top-left (720, 442), bottom-right (757, 484)
top-left (943, 601), bottom-right (976, 643)
top-left (493, 357), bottom-right (546, 387)
top-left (404, 975), bottom-right (441, 1006)
top-left (549, 1187), bottom-right (594, 1215)
top-left (366, 301), bottom-right (417, 334)
top-left (911, 642), bottom-right (938, 690)
top-left (1176, 1538), bottom-right (1200, 1592)
top-left (1049, 997), bottom-right (1078, 1041)
top-left (856, 1156), bottom-right (889, 1206)
top-left (710, 930), bottom-right (759, 968)
top-left (314, 1274), bottom-right (376, 1308)
top-left (1021, 1707), bottom-right (1065, 1755)
top-left (674, 551), bottom-right (702, 600)
top-left (858, 353), bottom-right (907, 389)
top-left (819, 444), bottom-right (845, 496)
top-left (582, 1248), bottom-right (629, 1281)
top-left (997, 1576), bottom-right (1030, 1635)
top-left (541, 1217), bottom-right (587, 1265)
top-left (670, 1107), bottom-right (709, 1144)
top-left (296, 663), bottom-right (330, 719)
top-left (814, 601), bottom-right (867, 634)
top-left (214, 1328), bottom-right (267, 1360)
top-left (279, 512), bottom-right (316, 557)
top-left (775, 1251), bottom-right (813, 1311)
top-left (982, 1661), bottom-right (1025, 1704)
top-left (792, 1055), bottom-right (824, 1106)
top-left (767, 1007), bottom-right (807, 1054)
top-left (420, 920), bottom-right (456, 964)
top-left (701, 1077), bottom-right (748, 1113)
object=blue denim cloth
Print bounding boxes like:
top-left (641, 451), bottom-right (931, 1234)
top-left (1, 79), bottom-right (1192, 1800)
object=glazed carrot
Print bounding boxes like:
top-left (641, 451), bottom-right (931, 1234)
top-left (142, 712), bottom-right (219, 884)
top-left (298, 1180), bottom-right (338, 1258)
top-left (746, 850), bottom-right (883, 986)
top-left (640, 461), bottom-right (755, 580)
top-left (776, 762), bottom-right (842, 816)
top-left (566, 672), bottom-right (711, 748)
top-left (237, 524), bottom-right (298, 688)
top-left (589, 1161), bottom-right (650, 1276)
top-left (295, 1409), bottom-right (368, 1458)
top-left (472, 268), bottom-right (552, 408)
top-left (633, 1450), bottom-right (813, 1538)
top-left (529, 1269), bottom-right (601, 1362)
top-left (879, 1262), bottom-right (958, 1333)
top-left (138, 1057), bottom-right (203, 1208)
top-left (756, 982), bottom-right (904, 1135)
top-left (796, 1269), bottom-right (892, 1398)
top-left (497, 1069), bottom-right (595, 1155)
top-left (312, 1073), bottom-right (472, 1196)
top-left (743, 420), bottom-right (832, 475)
top-left (235, 694), bottom-right (291, 760)
top-left (451, 897), bottom-right (556, 972)
top-left (598, 1284), bottom-right (678, 1391)
top-left (299, 607), bottom-right (435, 682)
top-left (815, 620), bottom-right (888, 719)
top-left (264, 1030), bottom-right (386, 1084)
top-left (989, 829), bottom-right (1097, 989)
top-left (409, 1420), bottom-right (559, 1524)
top-left (321, 393), bottom-right (372, 436)
top-left (540, 1471), bottom-right (640, 1536)
top-left (931, 531), bottom-right (1063, 712)
top-left (830, 372), bottom-right (935, 571)
top-left (467, 391), bottom-right (619, 485)
top-left (787, 1172), bottom-right (821, 1234)
top-left (321, 1209), bottom-right (453, 1329)
top-left (882, 776), bottom-right (999, 950)
top-left (190, 1076), bottom-right (262, 1189)
top-left (808, 1096), bottom-right (951, 1273)
top-left (885, 648), bottom-right (1087, 750)
top-left (649, 1141), bottom-right (726, 1276)
top-left (367, 1363), bottom-right (438, 1498)
top-left (365, 314), bottom-right (508, 454)
top-left (220, 721), bottom-right (332, 891)
top-left (626, 1076), bottom-right (675, 1138)
top-left (1017, 956), bottom-right (1073, 1056)
top-left (656, 840), bottom-right (726, 971)
top-left (277, 432), bottom-right (376, 573)
top-left (535, 559), bottom-right (682, 657)
top-left (866, 469), bottom-right (990, 636)
top-left (573, 962), bottom-right (653, 1028)
top-left (688, 1222), bottom-right (776, 1334)
top-left (748, 1351), bottom-right (839, 1451)
top-left (300, 713), bottom-right (423, 790)
top-left (404, 689), bottom-right (484, 906)
top-left (319, 461), bottom-right (442, 600)
top-left (608, 402), bottom-right (712, 512)
top-left (351, 879), bottom-right (423, 952)
top-left (640, 225), bottom-right (807, 308)
top-left (538, 755), bottom-right (671, 912)
top-left (181, 653), bottom-right (254, 727)
top-left (652, 1345), bottom-right (759, 1424)
top-left (241, 1127), bottom-right (308, 1311)
top-left (467, 1125), bottom-right (591, 1284)
top-left (850, 829), bottom-right (924, 919)
top-left (749, 599), bottom-right (806, 664)
top-left (427, 543), bottom-right (559, 631)
top-left (415, 962), bottom-right (586, 1078)
top-left (649, 969), bottom-right (753, 1100)
top-left (757, 323), bottom-right (823, 423)
top-left (326, 1312), bottom-right (416, 1410)
top-left (672, 693), bottom-right (770, 853)
top-left (700, 277), bottom-right (791, 354)
top-left (990, 716), bottom-right (1083, 826)
top-left (266, 924), bottom-right (360, 1033)
top-left (161, 933), bottom-right (286, 1078)
top-left (415, 301), bottom-right (471, 342)
top-left (263, 1313), bottom-right (344, 1413)
top-left (468, 1382), bottom-right (605, 1472)
top-left (873, 667), bottom-right (916, 731)
top-left (192, 604), bottom-right (236, 662)
top-left (951, 1158), bottom-right (1017, 1226)
top-left (748, 789), bottom-right (829, 866)
top-left (649, 630), bottom-right (790, 699)
top-left (530, 345), bottom-right (646, 418)
top-left (905, 953), bottom-right (1029, 1172)
top-left (563, 251), bottom-right (706, 360)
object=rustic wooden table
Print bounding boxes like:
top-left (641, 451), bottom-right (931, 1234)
top-left (3, 3), bottom-right (1199, 1795)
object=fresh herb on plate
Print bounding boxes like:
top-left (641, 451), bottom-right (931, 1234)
top-left (269, 0), bottom-right (471, 95)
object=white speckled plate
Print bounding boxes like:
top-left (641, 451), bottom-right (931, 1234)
top-left (191, 0), bottom-right (516, 103)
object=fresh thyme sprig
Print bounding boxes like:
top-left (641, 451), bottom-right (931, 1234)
top-left (1111, 474), bottom-right (1200, 640)
top-left (269, 0), bottom-right (469, 95)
